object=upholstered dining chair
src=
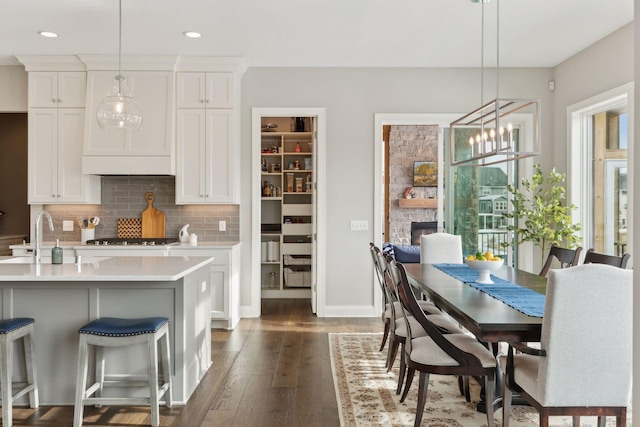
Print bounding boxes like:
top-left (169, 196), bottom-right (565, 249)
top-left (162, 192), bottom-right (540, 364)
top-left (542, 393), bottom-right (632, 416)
top-left (370, 242), bottom-right (393, 352)
top-left (501, 264), bottom-right (632, 427)
top-left (390, 260), bottom-right (498, 427)
top-left (582, 248), bottom-right (630, 269)
top-left (420, 232), bottom-right (463, 264)
top-left (369, 243), bottom-right (442, 367)
top-left (381, 254), bottom-right (464, 396)
top-left (538, 245), bottom-right (582, 277)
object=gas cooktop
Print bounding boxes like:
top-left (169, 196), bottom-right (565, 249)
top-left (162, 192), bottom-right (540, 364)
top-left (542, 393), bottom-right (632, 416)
top-left (85, 238), bottom-right (178, 246)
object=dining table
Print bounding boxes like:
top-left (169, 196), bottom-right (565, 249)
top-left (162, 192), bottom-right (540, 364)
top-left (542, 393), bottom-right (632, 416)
top-left (402, 262), bottom-right (547, 413)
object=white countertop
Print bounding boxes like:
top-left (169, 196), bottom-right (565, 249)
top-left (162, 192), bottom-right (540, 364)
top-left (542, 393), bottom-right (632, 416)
top-left (0, 255), bottom-right (215, 281)
top-left (10, 241), bottom-right (241, 251)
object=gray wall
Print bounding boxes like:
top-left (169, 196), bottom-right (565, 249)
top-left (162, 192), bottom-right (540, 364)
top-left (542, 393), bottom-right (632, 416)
top-left (239, 67), bottom-right (554, 311)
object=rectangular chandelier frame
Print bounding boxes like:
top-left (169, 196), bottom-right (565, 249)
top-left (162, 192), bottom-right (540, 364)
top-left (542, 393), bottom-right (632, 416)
top-left (449, 97), bottom-right (541, 167)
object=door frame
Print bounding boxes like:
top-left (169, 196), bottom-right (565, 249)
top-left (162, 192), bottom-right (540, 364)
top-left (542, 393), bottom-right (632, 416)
top-left (251, 107), bottom-right (327, 316)
top-left (567, 82), bottom-right (634, 259)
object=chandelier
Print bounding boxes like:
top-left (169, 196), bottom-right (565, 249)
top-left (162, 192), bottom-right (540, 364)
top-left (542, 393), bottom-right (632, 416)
top-left (449, 0), bottom-right (540, 166)
top-left (96, 0), bottom-right (142, 132)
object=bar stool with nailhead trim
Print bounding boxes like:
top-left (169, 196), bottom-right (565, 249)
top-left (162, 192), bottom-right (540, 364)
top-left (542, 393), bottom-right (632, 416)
top-left (73, 317), bottom-right (172, 427)
top-left (0, 317), bottom-right (39, 427)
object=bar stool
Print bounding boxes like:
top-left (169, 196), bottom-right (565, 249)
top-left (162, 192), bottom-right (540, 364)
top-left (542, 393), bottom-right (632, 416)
top-left (0, 317), bottom-right (39, 427)
top-left (73, 317), bottom-right (172, 427)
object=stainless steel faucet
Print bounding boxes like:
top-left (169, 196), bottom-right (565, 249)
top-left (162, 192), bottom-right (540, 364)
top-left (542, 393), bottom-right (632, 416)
top-left (35, 210), bottom-right (54, 264)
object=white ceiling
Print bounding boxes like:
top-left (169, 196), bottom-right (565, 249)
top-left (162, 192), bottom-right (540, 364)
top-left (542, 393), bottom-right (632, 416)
top-left (1, 0), bottom-right (633, 68)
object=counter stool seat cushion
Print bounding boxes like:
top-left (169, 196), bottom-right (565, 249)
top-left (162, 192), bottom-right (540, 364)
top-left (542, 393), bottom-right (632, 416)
top-left (0, 317), bottom-right (39, 427)
top-left (79, 317), bottom-right (168, 337)
top-left (74, 316), bottom-right (172, 427)
top-left (0, 318), bottom-right (35, 334)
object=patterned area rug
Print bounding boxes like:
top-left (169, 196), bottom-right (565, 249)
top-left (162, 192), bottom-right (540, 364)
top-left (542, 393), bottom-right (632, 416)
top-left (329, 332), bottom-right (631, 427)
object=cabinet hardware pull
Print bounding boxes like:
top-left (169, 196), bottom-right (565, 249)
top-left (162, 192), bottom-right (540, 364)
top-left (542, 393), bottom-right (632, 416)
top-left (57, 99), bottom-right (62, 103)
top-left (52, 99), bottom-right (56, 103)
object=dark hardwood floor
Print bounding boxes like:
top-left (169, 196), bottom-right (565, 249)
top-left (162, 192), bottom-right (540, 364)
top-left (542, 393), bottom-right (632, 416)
top-left (10, 299), bottom-right (380, 427)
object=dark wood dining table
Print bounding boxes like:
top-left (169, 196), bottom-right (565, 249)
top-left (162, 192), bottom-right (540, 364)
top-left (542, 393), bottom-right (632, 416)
top-left (402, 262), bottom-right (547, 412)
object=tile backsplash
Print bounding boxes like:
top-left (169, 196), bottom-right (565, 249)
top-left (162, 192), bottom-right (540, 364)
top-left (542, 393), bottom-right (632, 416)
top-left (42, 176), bottom-right (239, 243)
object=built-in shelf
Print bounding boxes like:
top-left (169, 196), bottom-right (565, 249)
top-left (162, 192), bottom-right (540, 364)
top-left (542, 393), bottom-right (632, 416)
top-left (398, 198), bottom-right (438, 208)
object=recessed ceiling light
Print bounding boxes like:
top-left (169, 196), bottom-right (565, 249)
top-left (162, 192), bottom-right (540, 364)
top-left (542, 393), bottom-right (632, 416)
top-left (183, 31), bottom-right (202, 39)
top-left (38, 31), bottom-right (58, 38)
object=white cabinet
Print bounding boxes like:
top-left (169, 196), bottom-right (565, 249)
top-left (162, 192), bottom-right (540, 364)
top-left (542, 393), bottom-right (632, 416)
top-left (28, 71), bottom-right (86, 108)
top-left (177, 73), bottom-right (234, 109)
top-left (168, 245), bottom-right (241, 330)
top-left (28, 108), bottom-right (101, 204)
top-left (176, 109), bottom-right (235, 204)
top-left (82, 70), bottom-right (175, 175)
top-left (176, 69), bottom-right (239, 205)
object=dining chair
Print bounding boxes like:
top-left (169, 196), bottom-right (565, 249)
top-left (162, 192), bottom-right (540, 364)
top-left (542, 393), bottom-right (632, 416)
top-left (420, 232), bottom-right (463, 264)
top-left (378, 252), bottom-right (462, 372)
top-left (381, 254), bottom-right (464, 396)
top-left (538, 244), bottom-right (583, 277)
top-left (390, 260), bottom-right (498, 427)
top-left (501, 263), bottom-right (632, 427)
top-left (582, 248), bottom-right (630, 269)
top-left (370, 242), bottom-right (393, 352)
top-left (370, 243), bottom-right (442, 368)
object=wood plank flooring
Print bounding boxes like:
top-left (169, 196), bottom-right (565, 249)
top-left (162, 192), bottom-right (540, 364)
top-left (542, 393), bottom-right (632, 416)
top-left (10, 299), bottom-right (381, 426)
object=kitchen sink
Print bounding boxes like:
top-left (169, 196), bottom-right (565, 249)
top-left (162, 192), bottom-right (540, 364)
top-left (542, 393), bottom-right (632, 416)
top-left (0, 256), bottom-right (110, 264)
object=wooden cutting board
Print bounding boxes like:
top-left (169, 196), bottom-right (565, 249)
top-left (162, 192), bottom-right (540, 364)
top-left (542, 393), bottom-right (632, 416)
top-left (141, 192), bottom-right (166, 238)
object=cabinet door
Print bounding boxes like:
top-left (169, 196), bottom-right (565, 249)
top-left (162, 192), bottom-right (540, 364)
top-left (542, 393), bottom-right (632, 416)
top-left (29, 72), bottom-right (86, 108)
top-left (28, 108), bottom-right (58, 202)
top-left (57, 109), bottom-right (95, 202)
top-left (176, 73), bottom-right (206, 109)
top-left (205, 109), bottom-right (235, 203)
top-left (57, 72), bottom-right (86, 108)
top-left (176, 109), bottom-right (207, 203)
top-left (210, 265), bottom-right (229, 320)
top-left (205, 73), bottom-right (234, 108)
top-left (29, 72), bottom-right (58, 107)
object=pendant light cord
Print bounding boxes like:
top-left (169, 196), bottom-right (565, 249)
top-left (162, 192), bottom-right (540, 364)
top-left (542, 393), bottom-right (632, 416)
top-left (118, 0), bottom-right (122, 76)
top-left (480, 1), bottom-right (484, 106)
top-left (496, 0), bottom-right (500, 101)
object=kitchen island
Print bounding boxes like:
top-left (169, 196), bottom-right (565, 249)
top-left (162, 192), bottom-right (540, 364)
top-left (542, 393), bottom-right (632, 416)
top-left (0, 256), bottom-right (214, 405)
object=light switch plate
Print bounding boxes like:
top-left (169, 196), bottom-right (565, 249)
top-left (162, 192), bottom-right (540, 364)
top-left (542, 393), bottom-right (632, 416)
top-left (350, 220), bottom-right (368, 231)
top-left (219, 220), bottom-right (226, 231)
top-left (62, 220), bottom-right (74, 231)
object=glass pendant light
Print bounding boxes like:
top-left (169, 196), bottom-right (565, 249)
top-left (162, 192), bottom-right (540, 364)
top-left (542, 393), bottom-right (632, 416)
top-left (96, 0), bottom-right (142, 132)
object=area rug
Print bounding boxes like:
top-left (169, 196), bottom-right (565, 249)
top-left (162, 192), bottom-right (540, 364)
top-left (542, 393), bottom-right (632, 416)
top-left (329, 332), bottom-right (631, 427)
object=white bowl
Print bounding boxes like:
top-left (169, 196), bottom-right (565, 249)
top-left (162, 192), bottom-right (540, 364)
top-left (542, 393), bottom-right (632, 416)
top-left (466, 258), bottom-right (504, 284)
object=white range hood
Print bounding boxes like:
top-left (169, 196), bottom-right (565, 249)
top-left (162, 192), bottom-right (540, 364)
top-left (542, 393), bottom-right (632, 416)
top-left (80, 55), bottom-right (178, 176)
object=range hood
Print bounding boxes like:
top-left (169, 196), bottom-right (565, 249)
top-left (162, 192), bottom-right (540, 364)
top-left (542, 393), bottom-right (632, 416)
top-left (81, 61), bottom-right (177, 176)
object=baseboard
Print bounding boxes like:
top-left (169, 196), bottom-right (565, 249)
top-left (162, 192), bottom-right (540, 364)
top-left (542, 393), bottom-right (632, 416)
top-left (321, 305), bottom-right (376, 317)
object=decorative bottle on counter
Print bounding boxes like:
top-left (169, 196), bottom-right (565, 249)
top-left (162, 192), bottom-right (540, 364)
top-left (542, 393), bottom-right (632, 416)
top-left (51, 239), bottom-right (63, 264)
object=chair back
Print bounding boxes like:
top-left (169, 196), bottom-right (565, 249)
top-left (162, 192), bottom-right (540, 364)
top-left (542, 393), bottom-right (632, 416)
top-left (537, 264), bottom-right (632, 406)
top-left (391, 261), bottom-right (485, 370)
top-left (369, 243), bottom-right (389, 306)
top-left (583, 248), bottom-right (630, 269)
top-left (420, 233), bottom-right (463, 264)
top-left (538, 245), bottom-right (583, 277)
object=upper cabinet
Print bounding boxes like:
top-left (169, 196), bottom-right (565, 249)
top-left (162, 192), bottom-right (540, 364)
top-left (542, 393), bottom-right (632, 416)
top-left (28, 108), bottom-right (100, 204)
top-left (16, 56), bottom-right (100, 204)
top-left (175, 58), bottom-right (246, 204)
top-left (177, 73), bottom-right (235, 109)
top-left (28, 72), bottom-right (86, 108)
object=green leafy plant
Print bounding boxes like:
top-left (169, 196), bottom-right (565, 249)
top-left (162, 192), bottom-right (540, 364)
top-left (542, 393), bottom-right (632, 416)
top-left (501, 164), bottom-right (581, 264)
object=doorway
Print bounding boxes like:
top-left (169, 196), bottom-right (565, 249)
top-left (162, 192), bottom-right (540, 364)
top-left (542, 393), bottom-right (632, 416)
top-left (251, 108), bottom-right (326, 316)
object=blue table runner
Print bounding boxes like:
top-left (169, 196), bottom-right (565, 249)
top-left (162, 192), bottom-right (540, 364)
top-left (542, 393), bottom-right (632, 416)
top-left (433, 264), bottom-right (545, 318)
